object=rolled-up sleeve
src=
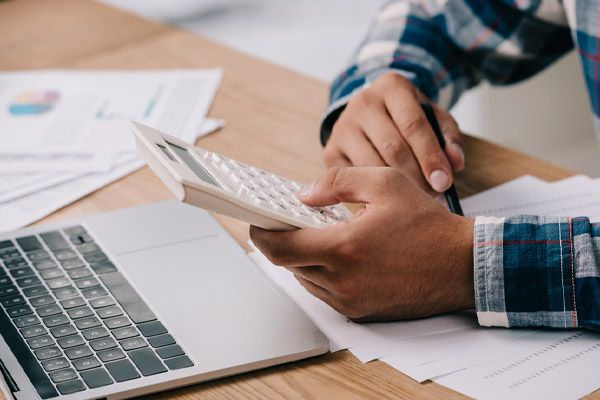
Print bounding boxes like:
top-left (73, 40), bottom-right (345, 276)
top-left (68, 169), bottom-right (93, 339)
top-left (474, 215), bottom-right (600, 331)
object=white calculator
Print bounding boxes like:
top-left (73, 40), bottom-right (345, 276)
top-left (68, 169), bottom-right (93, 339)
top-left (131, 122), bottom-right (353, 230)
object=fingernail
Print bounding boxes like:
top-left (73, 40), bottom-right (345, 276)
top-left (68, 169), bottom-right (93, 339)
top-left (450, 141), bottom-right (465, 165)
top-left (429, 170), bottom-right (449, 192)
top-left (298, 181), bottom-right (315, 198)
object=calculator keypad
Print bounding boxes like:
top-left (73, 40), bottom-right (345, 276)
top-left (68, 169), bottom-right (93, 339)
top-left (202, 151), bottom-right (352, 227)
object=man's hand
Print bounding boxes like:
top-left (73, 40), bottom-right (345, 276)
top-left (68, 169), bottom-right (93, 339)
top-left (250, 167), bottom-right (475, 322)
top-left (324, 73), bottom-right (465, 194)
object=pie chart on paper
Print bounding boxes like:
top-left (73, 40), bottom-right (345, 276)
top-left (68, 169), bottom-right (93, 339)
top-left (9, 90), bottom-right (60, 115)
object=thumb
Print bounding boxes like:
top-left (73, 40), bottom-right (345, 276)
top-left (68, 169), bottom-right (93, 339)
top-left (297, 167), bottom-right (397, 207)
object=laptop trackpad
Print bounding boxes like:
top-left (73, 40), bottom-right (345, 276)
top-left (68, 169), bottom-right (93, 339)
top-left (115, 234), bottom-right (289, 372)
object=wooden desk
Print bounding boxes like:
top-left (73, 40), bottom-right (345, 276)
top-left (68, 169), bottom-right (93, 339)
top-left (1, 0), bottom-right (589, 399)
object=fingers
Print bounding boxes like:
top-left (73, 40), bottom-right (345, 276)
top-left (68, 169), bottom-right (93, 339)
top-left (298, 167), bottom-right (401, 207)
top-left (324, 123), bottom-right (386, 168)
top-left (433, 107), bottom-right (465, 172)
top-left (250, 225), bottom-right (339, 267)
top-left (358, 105), bottom-right (430, 190)
top-left (384, 88), bottom-right (453, 192)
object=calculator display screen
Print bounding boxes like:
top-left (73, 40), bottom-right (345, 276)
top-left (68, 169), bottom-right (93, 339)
top-left (165, 142), bottom-right (220, 187)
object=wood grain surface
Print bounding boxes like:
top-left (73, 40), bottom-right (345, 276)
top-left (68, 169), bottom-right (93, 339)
top-left (1, 1), bottom-right (594, 399)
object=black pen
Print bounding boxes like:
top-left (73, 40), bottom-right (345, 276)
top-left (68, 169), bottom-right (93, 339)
top-left (420, 102), bottom-right (464, 216)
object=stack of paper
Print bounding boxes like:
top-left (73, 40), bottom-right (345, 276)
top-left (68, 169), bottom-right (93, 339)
top-left (249, 174), bottom-right (600, 400)
top-left (0, 70), bottom-right (224, 232)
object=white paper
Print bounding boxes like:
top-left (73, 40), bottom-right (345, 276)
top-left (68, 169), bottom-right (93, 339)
top-left (248, 246), bottom-right (478, 352)
top-left (462, 174), bottom-right (600, 220)
top-left (0, 69), bottom-right (222, 171)
top-left (0, 117), bottom-right (224, 232)
top-left (0, 152), bottom-right (113, 173)
top-left (435, 330), bottom-right (600, 400)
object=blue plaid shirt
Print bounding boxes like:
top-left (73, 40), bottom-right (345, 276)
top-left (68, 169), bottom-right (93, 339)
top-left (321, 0), bottom-right (600, 330)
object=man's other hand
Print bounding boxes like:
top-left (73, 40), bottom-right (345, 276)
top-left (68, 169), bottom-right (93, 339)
top-left (324, 73), bottom-right (465, 194)
top-left (250, 167), bottom-right (475, 322)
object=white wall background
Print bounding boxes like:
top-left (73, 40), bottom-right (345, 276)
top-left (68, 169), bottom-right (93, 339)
top-left (100, 0), bottom-right (600, 176)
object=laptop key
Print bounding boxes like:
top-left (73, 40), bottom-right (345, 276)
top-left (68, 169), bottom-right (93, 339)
top-left (5, 258), bottom-right (27, 269)
top-left (40, 231), bottom-right (70, 251)
top-left (37, 305), bottom-right (62, 317)
top-left (82, 326), bottom-right (109, 340)
top-left (120, 337), bottom-right (147, 351)
top-left (97, 306), bottom-right (123, 319)
top-left (60, 296), bottom-right (86, 309)
top-left (27, 335), bottom-right (54, 349)
top-left (75, 316), bottom-right (101, 330)
top-left (49, 368), bottom-right (77, 383)
top-left (34, 346), bottom-right (62, 360)
top-left (0, 277), bottom-right (11, 286)
top-left (7, 304), bottom-right (32, 318)
top-left (67, 306), bottom-right (93, 319)
top-left (138, 321), bottom-right (167, 337)
top-left (157, 345), bottom-right (184, 359)
top-left (56, 379), bottom-right (85, 395)
top-left (9, 267), bottom-right (34, 278)
top-left (89, 296), bottom-right (116, 309)
top-left (30, 295), bottom-right (55, 308)
top-left (61, 258), bottom-right (85, 270)
top-left (14, 315), bottom-right (40, 328)
top-left (40, 268), bottom-right (64, 280)
top-left (42, 357), bottom-right (70, 372)
top-left (64, 226), bottom-right (86, 236)
top-left (100, 271), bottom-right (157, 324)
top-left (76, 243), bottom-right (101, 254)
top-left (27, 251), bottom-right (51, 262)
top-left (105, 316), bottom-right (131, 330)
top-left (90, 337), bottom-right (117, 351)
top-left (16, 236), bottom-right (43, 252)
top-left (20, 325), bottom-right (47, 339)
top-left (67, 267), bottom-right (93, 280)
top-left (32, 259), bottom-right (57, 271)
top-left (164, 355), bottom-right (194, 370)
top-left (97, 348), bottom-right (126, 362)
top-left (58, 334), bottom-right (85, 349)
top-left (148, 334), bottom-right (176, 348)
top-left (0, 240), bottom-right (13, 249)
top-left (80, 367), bottom-right (114, 389)
top-left (75, 277), bottom-right (100, 290)
top-left (22, 285), bottom-right (48, 297)
top-left (128, 348), bottom-right (167, 376)
top-left (15, 276), bottom-right (41, 288)
top-left (105, 359), bottom-right (141, 382)
top-left (83, 252), bottom-right (108, 264)
top-left (112, 326), bottom-right (139, 340)
top-left (47, 277), bottom-right (71, 290)
top-left (1, 294), bottom-right (25, 308)
top-left (90, 260), bottom-right (117, 274)
top-left (65, 345), bottom-right (93, 360)
top-left (50, 324), bottom-right (77, 338)
top-left (43, 314), bottom-right (70, 328)
top-left (73, 356), bottom-right (101, 371)
top-left (54, 250), bottom-right (78, 261)
top-left (82, 286), bottom-right (108, 299)
top-left (54, 286), bottom-right (78, 299)
top-left (0, 284), bottom-right (18, 298)
top-left (48, 368), bottom-right (77, 383)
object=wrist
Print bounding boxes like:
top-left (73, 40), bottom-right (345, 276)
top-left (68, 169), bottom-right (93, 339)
top-left (456, 216), bottom-right (475, 309)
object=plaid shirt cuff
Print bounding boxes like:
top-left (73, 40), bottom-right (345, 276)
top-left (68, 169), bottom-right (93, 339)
top-left (474, 215), bottom-right (600, 331)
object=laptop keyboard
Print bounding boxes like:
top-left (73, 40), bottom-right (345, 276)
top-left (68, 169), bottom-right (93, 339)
top-left (0, 225), bottom-right (193, 398)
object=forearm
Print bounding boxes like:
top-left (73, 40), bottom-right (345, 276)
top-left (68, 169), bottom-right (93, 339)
top-left (474, 215), bottom-right (600, 331)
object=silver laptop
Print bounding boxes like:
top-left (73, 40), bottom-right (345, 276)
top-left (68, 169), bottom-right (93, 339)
top-left (0, 201), bottom-right (328, 400)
